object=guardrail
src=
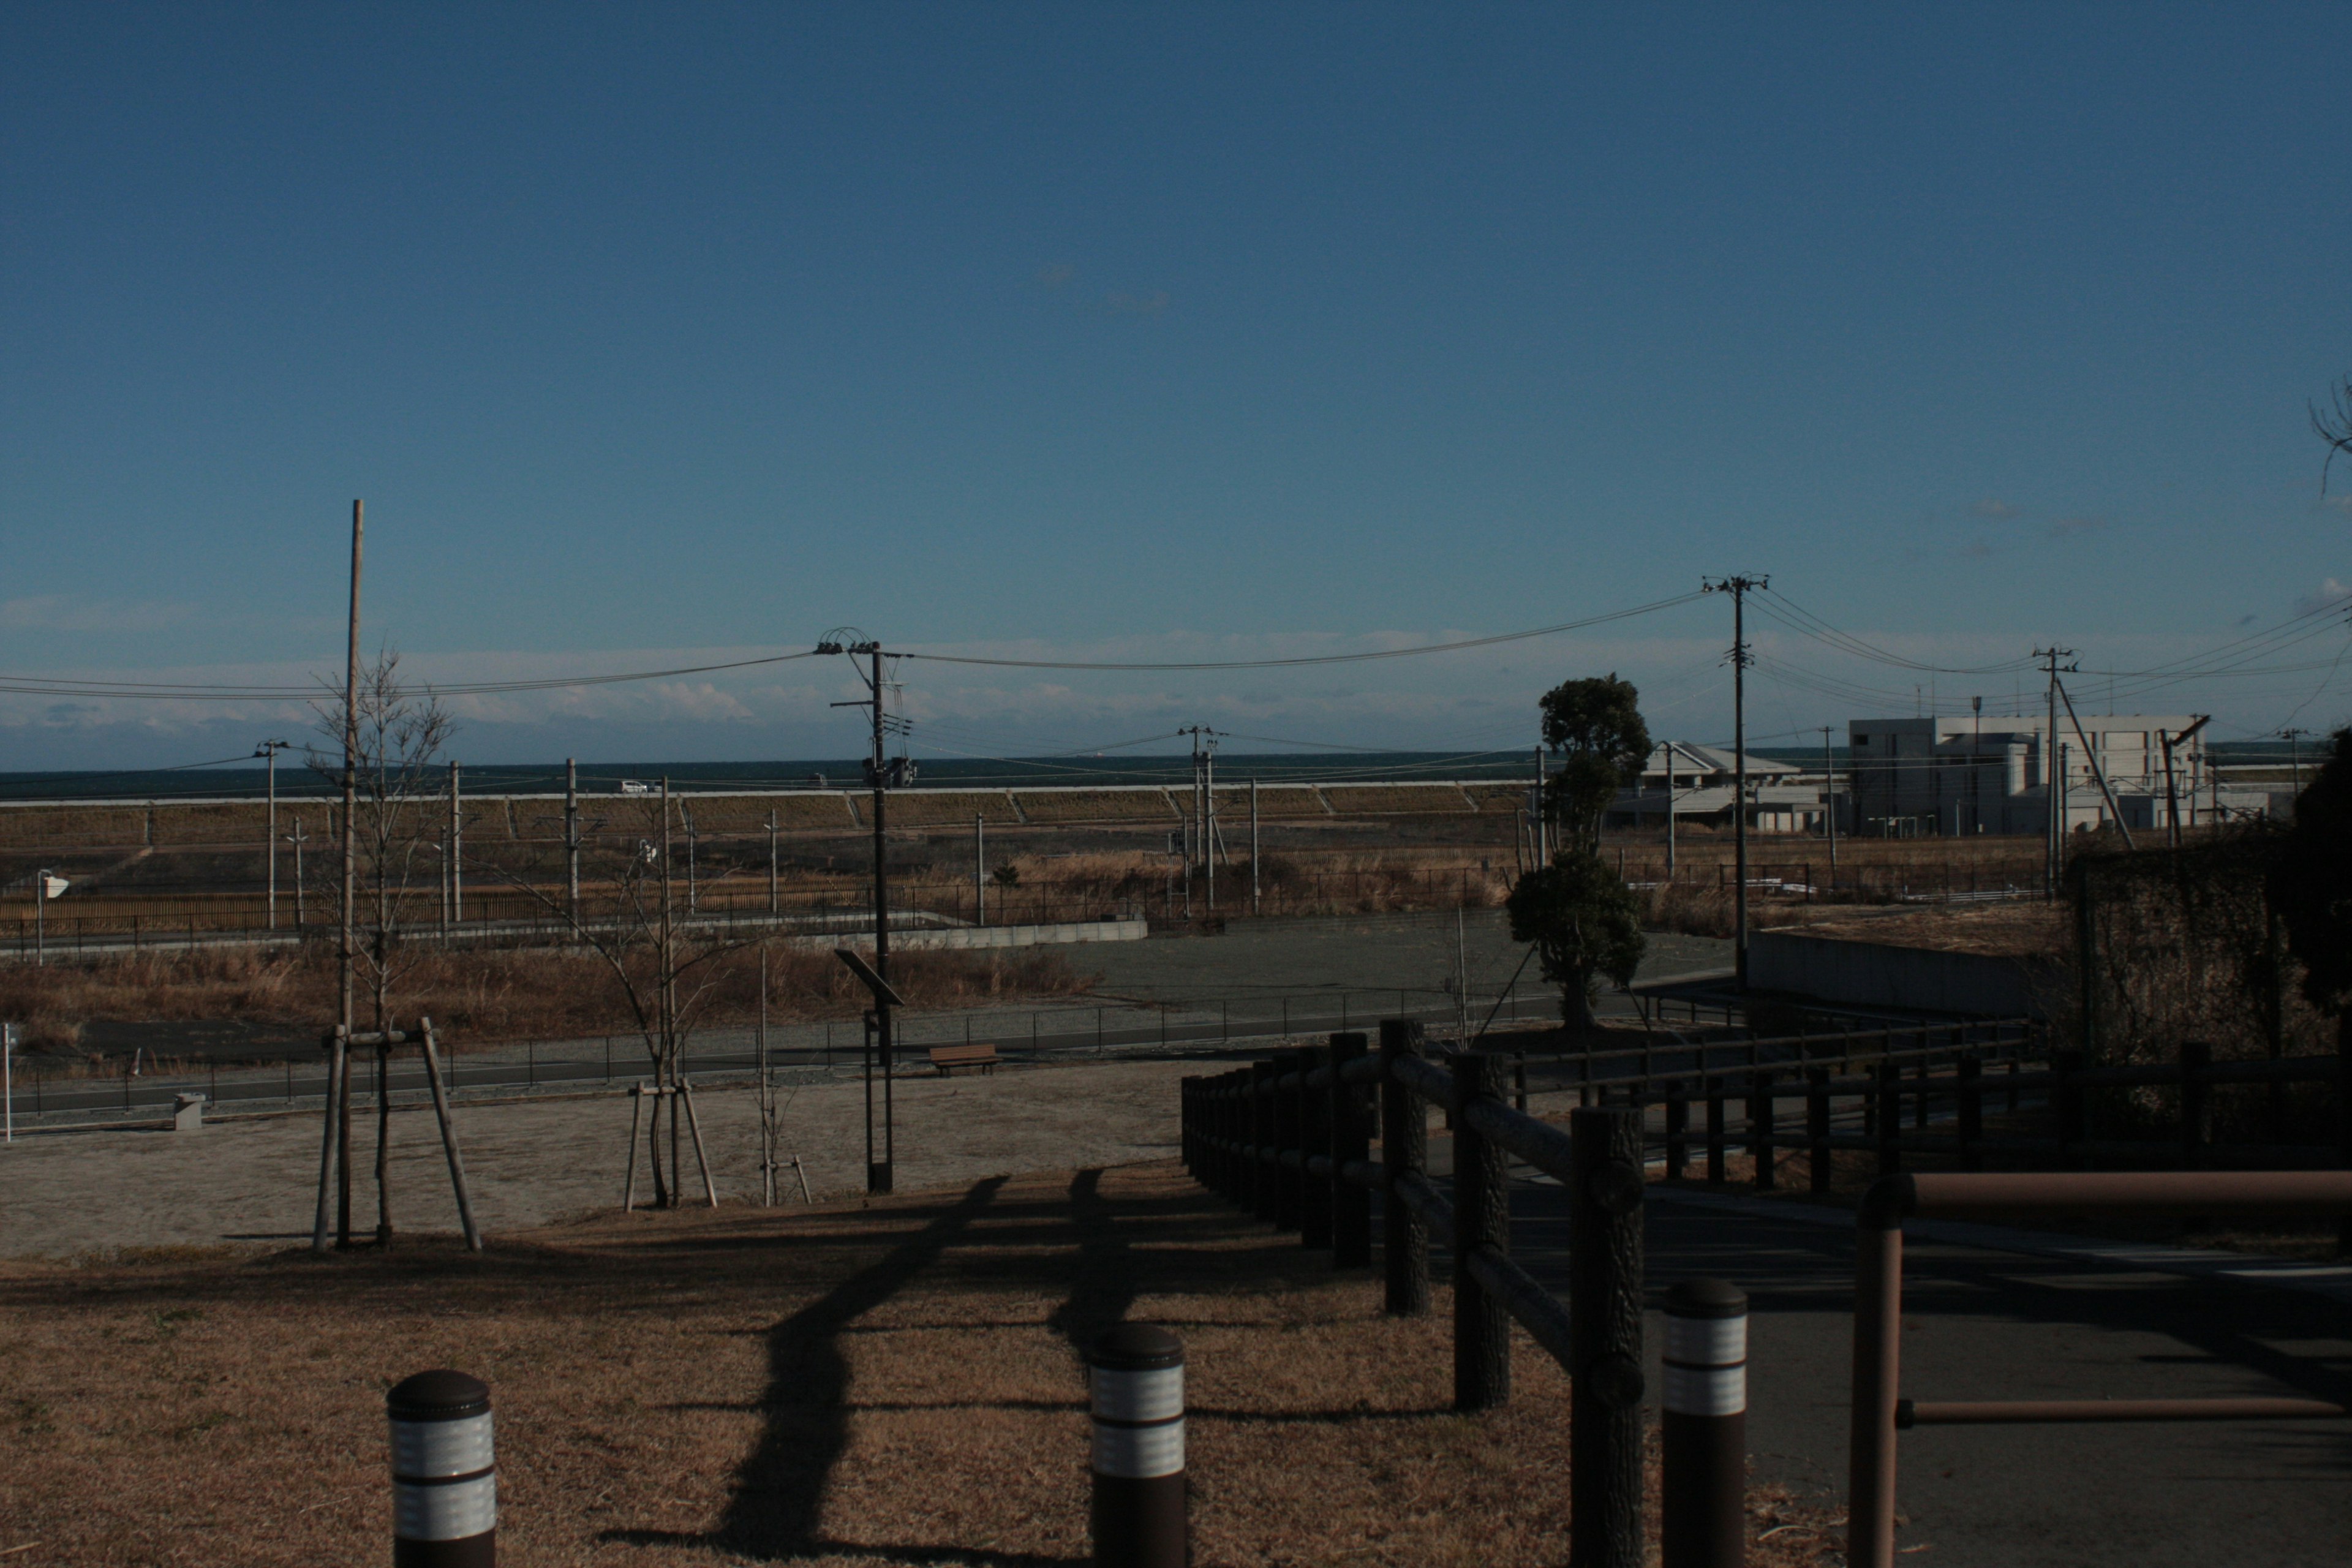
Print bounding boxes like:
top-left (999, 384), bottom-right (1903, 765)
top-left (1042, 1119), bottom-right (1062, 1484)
top-left (1180, 1020), bottom-right (1649, 1568)
top-left (1847, 1170), bottom-right (2352, 1568)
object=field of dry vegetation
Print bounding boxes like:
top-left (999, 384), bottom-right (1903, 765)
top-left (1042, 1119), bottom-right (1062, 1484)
top-left (0, 1164), bottom-right (1838, 1567)
top-left (0, 942), bottom-right (1095, 1055)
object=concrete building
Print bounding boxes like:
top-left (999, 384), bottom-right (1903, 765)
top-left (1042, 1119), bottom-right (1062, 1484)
top-left (1607, 743), bottom-right (1828, 834)
top-left (1844, 714), bottom-right (2267, 837)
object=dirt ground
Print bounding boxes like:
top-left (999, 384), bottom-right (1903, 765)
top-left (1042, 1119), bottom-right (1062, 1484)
top-left (0, 1163), bottom-right (1838, 1567)
top-left (0, 1058), bottom-right (1197, 1260)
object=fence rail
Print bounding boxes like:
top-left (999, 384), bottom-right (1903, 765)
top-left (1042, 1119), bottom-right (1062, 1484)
top-left (1180, 1020), bottom-right (1648, 1568)
top-left (1849, 1170), bottom-right (2352, 1568)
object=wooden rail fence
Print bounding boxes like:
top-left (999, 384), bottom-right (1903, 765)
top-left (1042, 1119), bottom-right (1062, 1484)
top-left (1180, 1020), bottom-right (1648, 1568)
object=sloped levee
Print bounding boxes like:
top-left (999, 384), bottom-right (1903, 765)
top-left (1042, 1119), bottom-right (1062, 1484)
top-left (1748, 929), bottom-right (2062, 1018)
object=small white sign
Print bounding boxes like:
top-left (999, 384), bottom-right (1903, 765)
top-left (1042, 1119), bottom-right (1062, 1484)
top-left (40, 875), bottom-right (68, 900)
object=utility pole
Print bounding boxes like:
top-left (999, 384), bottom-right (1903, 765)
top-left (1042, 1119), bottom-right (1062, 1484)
top-left (1180, 726), bottom-right (1219, 911)
top-left (974, 813), bottom-right (986, 928)
top-left (1819, 726), bottom-right (1838, 879)
top-left (2034, 647), bottom-right (2076, 899)
top-left (660, 777), bottom-right (678, 1204)
top-left (447, 759), bottom-right (462, 928)
top-left (288, 816), bottom-right (307, 930)
top-left (1664, 742), bottom-right (1678, 878)
top-left (565, 758), bottom-right (581, 922)
top-left (1249, 776), bottom-right (1260, 915)
top-left (1532, 744), bottom-right (1548, 865)
top-left (1204, 739), bottom-right (1215, 911)
top-left (2283, 727), bottom-right (2312, 796)
top-left (825, 638), bottom-right (897, 1195)
top-left (255, 740), bottom-right (290, 930)
top-left (684, 804), bottom-right (698, 913)
top-left (315, 499), bottom-right (363, 1256)
top-left (766, 808), bottom-right (778, 916)
top-left (1704, 574), bottom-right (1768, 987)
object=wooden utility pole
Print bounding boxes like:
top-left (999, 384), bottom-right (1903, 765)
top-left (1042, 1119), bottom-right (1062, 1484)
top-left (1705, 575), bottom-right (1768, 988)
top-left (313, 499), bottom-right (361, 1254)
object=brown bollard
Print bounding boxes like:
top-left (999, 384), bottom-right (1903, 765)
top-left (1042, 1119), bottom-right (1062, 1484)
top-left (389, 1370), bottom-right (496, 1566)
top-left (1662, 1280), bottom-right (1747, 1568)
top-left (1090, 1324), bottom-right (1186, 1568)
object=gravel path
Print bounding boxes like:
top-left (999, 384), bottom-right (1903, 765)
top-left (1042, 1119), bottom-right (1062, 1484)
top-left (0, 1057), bottom-right (1194, 1259)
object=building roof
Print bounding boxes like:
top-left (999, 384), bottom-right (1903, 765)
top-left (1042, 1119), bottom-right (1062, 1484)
top-left (1641, 742), bottom-right (1801, 777)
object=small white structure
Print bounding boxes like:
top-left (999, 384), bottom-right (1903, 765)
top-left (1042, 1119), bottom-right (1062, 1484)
top-left (1606, 744), bottom-right (1826, 834)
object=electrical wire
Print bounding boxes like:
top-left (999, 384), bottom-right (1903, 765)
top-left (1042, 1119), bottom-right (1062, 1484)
top-left (886, 593), bottom-right (1707, 670)
top-left (0, 649), bottom-right (824, 701)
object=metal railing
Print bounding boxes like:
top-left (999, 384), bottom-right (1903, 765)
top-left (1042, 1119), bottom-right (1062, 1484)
top-left (1847, 1170), bottom-right (2352, 1568)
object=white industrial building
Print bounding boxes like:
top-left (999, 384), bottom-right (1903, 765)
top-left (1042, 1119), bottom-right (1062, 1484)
top-left (1845, 714), bottom-right (2271, 837)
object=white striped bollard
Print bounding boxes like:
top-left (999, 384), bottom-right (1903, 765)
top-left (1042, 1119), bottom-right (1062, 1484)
top-left (390, 1369), bottom-right (497, 1566)
top-left (1662, 1279), bottom-right (1747, 1568)
top-left (1089, 1324), bottom-right (1186, 1568)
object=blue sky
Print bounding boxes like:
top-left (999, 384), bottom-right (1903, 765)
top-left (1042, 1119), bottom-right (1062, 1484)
top-left (4, 4), bottom-right (2349, 768)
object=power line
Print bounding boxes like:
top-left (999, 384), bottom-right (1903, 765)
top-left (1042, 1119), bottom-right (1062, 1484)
top-left (884, 593), bottom-right (1708, 670)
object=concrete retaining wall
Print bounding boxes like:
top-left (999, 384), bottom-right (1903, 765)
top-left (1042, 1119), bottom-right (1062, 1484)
top-left (1748, 929), bottom-right (2061, 1019)
top-left (782, 918), bottom-right (1147, 954)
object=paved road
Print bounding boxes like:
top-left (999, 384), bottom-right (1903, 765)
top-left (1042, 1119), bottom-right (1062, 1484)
top-left (1478, 1180), bottom-right (2352, 1566)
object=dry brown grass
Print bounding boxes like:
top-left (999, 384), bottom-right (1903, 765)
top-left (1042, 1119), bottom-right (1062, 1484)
top-left (1761, 902), bottom-right (2066, 958)
top-left (0, 943), bottom-right (1095, 1055)
top-left (0, 1164), bottom-right (1840, 1567)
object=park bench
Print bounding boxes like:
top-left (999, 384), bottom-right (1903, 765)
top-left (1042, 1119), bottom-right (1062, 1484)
top-left (927, 1043), bottom-right (1000, 1077)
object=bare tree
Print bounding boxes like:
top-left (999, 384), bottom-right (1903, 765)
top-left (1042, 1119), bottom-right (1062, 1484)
top-left (2317, 374), bottom-right (2352, 495)
top-left (480, 778), bottom-right (756, 1208)
top-left (308, 649), bottom-right (455, 1246)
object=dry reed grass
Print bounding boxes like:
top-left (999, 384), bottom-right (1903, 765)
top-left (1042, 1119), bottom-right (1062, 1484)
top-left (0, 942), bottom-right (1094, 1055)
top-left (0, 1163), bottom-right (1839, 1567)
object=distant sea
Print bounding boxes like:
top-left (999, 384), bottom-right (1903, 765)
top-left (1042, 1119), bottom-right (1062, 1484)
top-left (0, 751), bottom-right (1547, 802)
top-left (2, 737), bottom-right (2292, 802)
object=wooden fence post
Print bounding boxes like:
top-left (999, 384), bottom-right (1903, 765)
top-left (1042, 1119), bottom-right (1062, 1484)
top-left (1706, 1084), bottom-right (1727, 1185)
top-left (1807, 1067), bottom-right (1831, 1194)
top-left (1300, 1046), bottom-right (1333, 1250)
top-left (2180, 1040), bottom-right (2211, 1172)
top-left (1875, 1060), bottom-right (1902, 1176)
top-left (1570, 1104), bottom-right (1646, 1568)
top-left (1330, 1032), bottom-right (1371, 1268)
top-left (1450, 1050), bottom-right (1510, 1412)
top-left (2054, 1049), bottom-right (2087, 1170)
top-left (1379, 1019), bottom-right (1430, 1316)
top-left (1665, 1080), bottom-right (1689, 1180)
top-left (1958, 1056), bottom-right (1983, 1172)
top-left (1278, 1051), bottom-right (1307, 1233)
top-left (1251, 1060), bottom-right (1279, 1223)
